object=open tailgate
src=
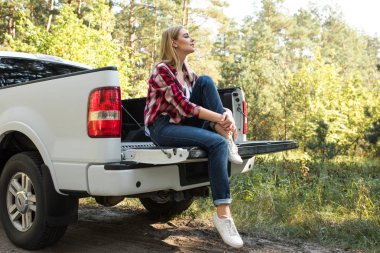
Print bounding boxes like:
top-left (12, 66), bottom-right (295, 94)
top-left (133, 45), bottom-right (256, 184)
top-left (121, 140), bottom-right (298, 164)
top-left (188, 140), bottom-right (298, 159)
top-left (237, 140), bottom-right (298, 158)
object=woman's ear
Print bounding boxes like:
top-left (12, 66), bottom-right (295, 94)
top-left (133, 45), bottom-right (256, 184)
top-left (172, 41), bottom-right (177, 48)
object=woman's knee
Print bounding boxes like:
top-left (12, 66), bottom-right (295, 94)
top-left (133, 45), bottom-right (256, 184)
top-left (209, 134), bottom-right (228, 152)
top-left (197, 75), bottom-right (215, 88)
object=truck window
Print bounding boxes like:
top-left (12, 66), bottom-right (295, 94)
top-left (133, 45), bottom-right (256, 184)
top-left (0, 57), bottom-right (86, 87)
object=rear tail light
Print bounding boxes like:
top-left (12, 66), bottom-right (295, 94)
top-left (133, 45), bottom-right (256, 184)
top-left (242, 100), bottom-right (248, 134)
top-left (88, 87), bottom-right (121, 138)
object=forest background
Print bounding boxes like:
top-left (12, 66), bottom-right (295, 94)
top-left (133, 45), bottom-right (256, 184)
top-left (0, 0), bottom-right (379, 251)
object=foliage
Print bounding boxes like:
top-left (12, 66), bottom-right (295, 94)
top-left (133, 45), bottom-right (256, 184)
top-left (186, 155), bottom-right (380, 252)
top-left (1, 1), bottom-right (379, 250)
top-left (233, 155), bottom-right (380, 252)
top-left (0, 0), bottom-right (379, 156)
top-left (214, 1), bottom-right (380, 158)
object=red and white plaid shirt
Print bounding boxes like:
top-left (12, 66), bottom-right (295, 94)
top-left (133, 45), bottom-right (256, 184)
top-left (144, 63), bottom-right (200, 127)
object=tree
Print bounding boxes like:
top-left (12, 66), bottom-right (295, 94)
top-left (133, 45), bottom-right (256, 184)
top-left (2, 0), bottom-right (379, 157)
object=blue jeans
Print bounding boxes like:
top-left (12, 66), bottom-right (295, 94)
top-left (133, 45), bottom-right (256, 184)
top-left (148, 76), bottom-right (231, 206)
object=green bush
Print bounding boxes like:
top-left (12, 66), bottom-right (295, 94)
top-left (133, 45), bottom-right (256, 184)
top-left (187, 155), bottom-right (379, 252)
top-left (228, 155), bottom-right (380, 252)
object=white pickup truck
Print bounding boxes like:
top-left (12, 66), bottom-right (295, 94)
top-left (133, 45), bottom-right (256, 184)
top-left (0, 51), bottom-right (298, 250)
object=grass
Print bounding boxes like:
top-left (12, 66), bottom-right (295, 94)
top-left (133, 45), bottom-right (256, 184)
top-left (186, 154), bottom-right (380, 252)
top-left (79, 154), bottom-right (379, 252)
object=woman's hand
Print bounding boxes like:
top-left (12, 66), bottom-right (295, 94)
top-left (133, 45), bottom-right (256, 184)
top-left (217, 109), bottom-right (237, 139)
top-left (198, 107), bottom-right (238, 139)
top-left (218, 111), bottom-right (233, 129)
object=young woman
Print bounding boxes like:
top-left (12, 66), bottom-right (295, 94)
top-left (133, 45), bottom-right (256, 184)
top-left (144, 25), bottom-right (243, 248)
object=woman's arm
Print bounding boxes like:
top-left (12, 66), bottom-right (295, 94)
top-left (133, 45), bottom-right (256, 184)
top-left (198, 107), bottom-right (235, 128)
top-left (198, 107), bottom-right (225, 122)
top-left (155, 65), bottom-right (200, 118)
top-left (155, 65), bottom-right (236, 135)
top-left (199, 107), bottom-right (237, 139)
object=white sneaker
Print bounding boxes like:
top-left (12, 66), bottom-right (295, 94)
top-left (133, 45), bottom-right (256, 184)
top-left (227, 137), bottom-right (243, 164)
top-left (213, 214), bottom-right (244, 248)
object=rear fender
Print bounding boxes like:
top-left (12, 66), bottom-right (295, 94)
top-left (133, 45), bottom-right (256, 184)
top-left (0, 122), bottom-right (57, 190)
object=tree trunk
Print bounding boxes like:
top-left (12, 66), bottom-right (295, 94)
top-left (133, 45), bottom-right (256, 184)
top-left (46, 0), bottom-right (55, 32)
top-left (182, 0), bottom-right (189, 26)
top-left (151, 2), bottom-right (157, 70)
top-left (127, 0), bottom-right (136, 53)
top-left (7, 16), bottom-right (13, 36)
top-left (77, 0), bottom-right (82, 15)
top-left (284, 99), bottom-right (287, 140)
top-left (7, 7), bottom-right (15, 38)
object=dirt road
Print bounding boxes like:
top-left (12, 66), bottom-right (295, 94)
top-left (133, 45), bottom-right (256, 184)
top-left (0, 203), bottom-right (352, 253)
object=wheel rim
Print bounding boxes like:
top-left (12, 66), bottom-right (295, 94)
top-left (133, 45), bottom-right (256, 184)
top-left (6, 172), bottom-right (37, 232)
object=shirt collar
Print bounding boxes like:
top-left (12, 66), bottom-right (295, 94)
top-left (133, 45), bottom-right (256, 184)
top-left (165, 63), bottom-right (176, 74)
top-left (165, 63), bottom-right (190, 80)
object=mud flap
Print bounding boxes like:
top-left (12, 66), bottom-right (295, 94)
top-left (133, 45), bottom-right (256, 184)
top-left (41, 165), bottom-right (78, 226)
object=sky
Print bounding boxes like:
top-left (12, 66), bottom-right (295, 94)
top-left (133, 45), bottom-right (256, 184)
top-left (223, 0), bottom-right (380, 37)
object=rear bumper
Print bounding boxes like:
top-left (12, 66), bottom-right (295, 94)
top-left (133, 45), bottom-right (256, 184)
top-left (86, 140), bottom-right (297, 196)
top-left (86, 157), bottom-right (255, 196)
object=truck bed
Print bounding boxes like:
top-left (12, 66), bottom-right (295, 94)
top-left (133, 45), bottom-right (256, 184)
top-left (121, 86), bottom-right (298, 161)
top-left (121, 87), bottom-right (247, 142)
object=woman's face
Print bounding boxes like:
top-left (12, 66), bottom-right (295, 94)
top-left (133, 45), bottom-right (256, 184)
top-left (173, 28), bottom-right (195, 55)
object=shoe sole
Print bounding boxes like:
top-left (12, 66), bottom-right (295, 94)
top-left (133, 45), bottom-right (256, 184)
top-left (229, 159), bottom-right (243, 164)
top-left (213, 216), bottom-right (244, 248)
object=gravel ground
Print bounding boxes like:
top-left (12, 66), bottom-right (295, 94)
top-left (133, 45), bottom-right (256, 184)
top-left (0, 203), bottom-right (354, 253)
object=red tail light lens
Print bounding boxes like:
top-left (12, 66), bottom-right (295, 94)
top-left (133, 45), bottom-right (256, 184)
top-left (242, 100), bottom-right (248, 134)
top-left (88, 87), bottom-right (121, 138)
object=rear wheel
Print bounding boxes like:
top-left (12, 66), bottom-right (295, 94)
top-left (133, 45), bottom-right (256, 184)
top-left (139, 197), bottom-right (194, 217)
top-left (0, 152), bottom-right (67, 250)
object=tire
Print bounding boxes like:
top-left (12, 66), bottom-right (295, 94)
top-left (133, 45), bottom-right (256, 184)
top-left (0, 152), bottom-right (67, 250)
top-left (139, 197), bottom-right (194, 217)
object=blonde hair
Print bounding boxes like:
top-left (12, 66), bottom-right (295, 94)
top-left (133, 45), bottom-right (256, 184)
top-left (159, 25), bottom-right (194, 82)
top-left (160, 25), bottom-right (184, 69)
